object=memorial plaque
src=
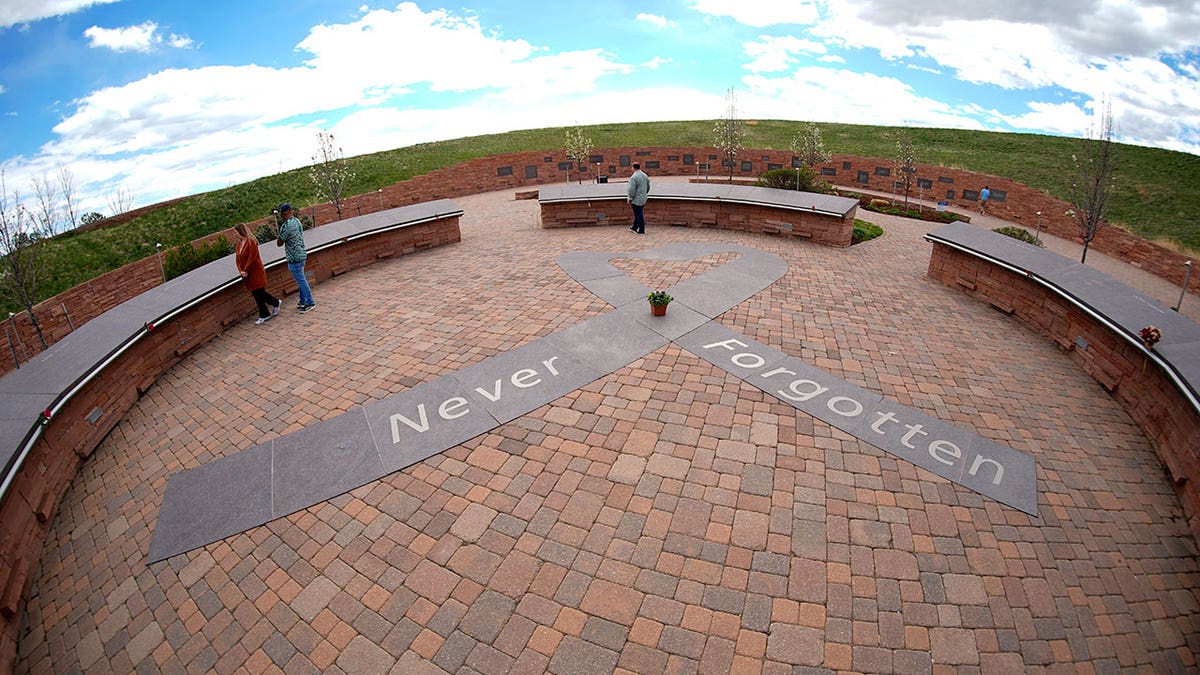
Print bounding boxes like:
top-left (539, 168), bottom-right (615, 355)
top-left (668, 155), bottom-right (679, 161)
top-left (917, 178), bottom-right (933, 189)
top-left (636, 150), bottom-right (651, 156)
top-left (497, 166), bottom-right (513, 177)
top-left (938, 176), bottom-right (954, 183)
top-left (963, 189), bottom-right (979, 201)
top-left (945, 189), bottom-right (955, 200)
top-left (874, 166), bottom-right (891, 177)
top-left (768, 163), bottom-right (782, 171)
top-left (991, 189), bottom-right (1007, 202)
top-left (842, 161), bottom-right (852, 170)
top-left (741, 161), bottom-right (753, 172)
top-left (558, 161), bottom-right (572, 171)
top-left (683, 154), bottom-right (694, 165)
top-left (646, 161), bottom-right (661, 170)
top-left (857, 171), bottom-right (870, 184)
top-left (619, 155), bottom-right (631, 167)
top-left (524, 166), bottom-right (538, 178)
top-left (821, 167), bottom-right (837, 176)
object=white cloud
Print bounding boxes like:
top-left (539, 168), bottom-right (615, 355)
top-left (0, 84), bottom-right (6, 95)
top-left (0, 0), bottom-right (119, 29)
top-left (799, 0), bottom-right (1200, 154)
top-left (997, 100), bottom-right (1091, 135)
top-left (688, 0), bottom-right (820, 27)
top-left (739, 66), bottom-right (991, 131)
top-left (637, 13), bottom-right (677, 31)
top-left (84, 22), bottom-right (159, 52)
top-left (84, 21), bottom-right (195, 53)
top-left (18, 3), bottom-right (633, 210)
top-left (743, 35), bottom-right (827, 73)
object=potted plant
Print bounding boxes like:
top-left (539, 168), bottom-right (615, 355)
top-left (648, 291), bottom-right (673, 317)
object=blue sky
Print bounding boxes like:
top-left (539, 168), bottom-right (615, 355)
top-left (1, 0), bottom-right (1198, 220)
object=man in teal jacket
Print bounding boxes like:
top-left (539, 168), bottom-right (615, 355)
top-left (275, 203), bottom-right (316, 312)
top-left (627, 163), bottom-right (650, 235)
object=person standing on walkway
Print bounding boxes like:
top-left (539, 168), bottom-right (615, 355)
top-left (979, 185), bottom-right (990, 214)
top-left (275, 203), bottom-right (315, 312)
top-left (627, 163), bottom-right (650, 235)
top-left (234, 223), bottom-right (282, 325)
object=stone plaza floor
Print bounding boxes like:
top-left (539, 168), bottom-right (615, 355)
top-left (16, 184), bottom-right (1200, 673)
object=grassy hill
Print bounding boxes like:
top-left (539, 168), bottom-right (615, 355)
top-left (14, 120), bottom-right (1200, 313)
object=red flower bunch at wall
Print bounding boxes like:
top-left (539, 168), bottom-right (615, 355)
top-left (1139, 325), bottom-right (1162, 348)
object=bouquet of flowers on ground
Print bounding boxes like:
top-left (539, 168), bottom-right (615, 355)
top-left (1139, 325), bottom-right (1162, 348)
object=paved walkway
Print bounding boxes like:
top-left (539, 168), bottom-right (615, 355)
top-left (17, 185), bottom-right (1199, 673)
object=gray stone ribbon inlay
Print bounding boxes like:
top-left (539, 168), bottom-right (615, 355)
top-left (148, 242), bottom-right (1035, 564)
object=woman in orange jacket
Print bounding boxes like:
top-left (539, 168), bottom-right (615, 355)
top-left (234, 223), bottom-right (281, 325)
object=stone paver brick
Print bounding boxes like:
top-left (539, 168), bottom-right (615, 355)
top-left (15, 183), bottom-right (1200, 674)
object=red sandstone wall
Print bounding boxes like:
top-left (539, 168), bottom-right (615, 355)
top-left (0, 216), bottom-right (460, 671)
top-left (4, 147), bottom-right (1196, 377)
top-left (540, 196), bottom-right (853, 247)
top-left (927, 242), bottom-right (1200, 543)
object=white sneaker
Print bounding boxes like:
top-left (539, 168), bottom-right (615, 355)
top-left (270, 302), bottom-right (280, 316)
top-left (255, 316), bottom-right (271, 325)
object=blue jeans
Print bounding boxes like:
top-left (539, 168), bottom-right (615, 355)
top-left (631, 203), bottom-right (645, 233)
top-left (287, 260), bottom-right (314, 306)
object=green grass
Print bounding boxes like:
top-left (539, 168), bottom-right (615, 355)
top-left (10, 119), bottom-right (1200, 313)
top-left (852, 219), bottom-right (884, 244)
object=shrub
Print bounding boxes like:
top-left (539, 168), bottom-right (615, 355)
top-left (162, 235), bottom-right (234, 281)
top-left (756, 166), bottom-right (832, 193)
top-left (852, 220), bottom-right (883, 244)
top-left (992, 226), bottom-right (1044, 247)
top-left (253, 223), bottom-right (277, 244)
top-left (860, 201), bottom-right (961, 224)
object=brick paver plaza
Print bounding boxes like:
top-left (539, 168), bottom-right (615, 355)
top-left (17, 184), bottom-right (1200, 672)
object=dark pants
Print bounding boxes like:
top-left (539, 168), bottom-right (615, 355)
top-left (251, 287), bottom-right (280, 318)
top-left (631, 203), bottom-right (645, 233)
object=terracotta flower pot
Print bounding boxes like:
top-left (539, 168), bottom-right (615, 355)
top-left (650, 303), bottom-right (667, 317)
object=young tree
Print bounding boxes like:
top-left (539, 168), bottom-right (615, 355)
top-left (893, 129), bottom-right (917, 207)
top-left (0, 171), bottom-right (50, 348)
top-left (58, 165), bottom-right (78, 230)
top-left (564, 126), bottom-right (594, 185)
top-left (1070, 103), bottom-right (1118, 264)
top-left (791, 122), bottom-right (831, 168)
top-left (105, 184), bottom-right (135, 217)
top-left (713, 88), bottom-right (745, 183)
top-left (309, 130), bottom-right (355, 220)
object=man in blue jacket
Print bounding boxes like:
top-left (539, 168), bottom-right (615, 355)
top-left (627, 163), bottom-right (650, 235)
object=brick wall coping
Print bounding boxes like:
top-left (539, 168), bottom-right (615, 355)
top-left (924, 222), bottom-right (1200, 414)
top-left (537, 182), bottom-right (860, 219)
top-left (0, 200), bottom-right (464, 500)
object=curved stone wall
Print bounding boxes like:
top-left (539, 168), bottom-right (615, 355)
top-left (0, 204), bottom-right (462, 670)
top-left (926, 225), bottom-right (1200, 542)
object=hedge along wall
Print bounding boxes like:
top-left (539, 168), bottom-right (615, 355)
top-left (3, 147), bottom-right (1197, 376)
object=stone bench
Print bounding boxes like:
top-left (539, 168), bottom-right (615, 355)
top-left (538, 183), bottom-right (860, 247)
top-left (0, 200), bottom-right (463, 660)
top-left (925, 222), bottom-right (1200, 540)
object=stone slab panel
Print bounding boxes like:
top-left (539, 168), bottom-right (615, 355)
top-left (363, 376), bottom-right (499, 475)
top-left (271, 408), bottom-right (385, 518)
top-left (452, 339), bottom-right (605, 425)
top-left (148, 443), bottom-right (273, 562)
